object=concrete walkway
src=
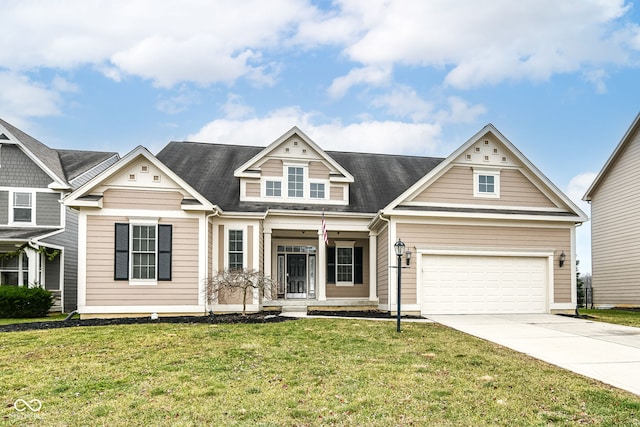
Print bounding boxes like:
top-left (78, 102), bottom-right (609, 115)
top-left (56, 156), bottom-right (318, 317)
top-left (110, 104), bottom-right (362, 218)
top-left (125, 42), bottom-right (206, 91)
top-left (428, 314), bottom-right (640, 396)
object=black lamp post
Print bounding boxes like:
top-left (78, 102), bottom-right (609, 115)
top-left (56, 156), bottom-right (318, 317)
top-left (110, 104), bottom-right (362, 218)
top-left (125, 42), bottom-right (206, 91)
top-left (394, 239), bottom-right (406, 332)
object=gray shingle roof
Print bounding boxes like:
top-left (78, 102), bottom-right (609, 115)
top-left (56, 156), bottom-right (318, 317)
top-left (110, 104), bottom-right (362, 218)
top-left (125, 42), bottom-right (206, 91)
top-left (56, 149), bottom-right (118, 182)
top-left (0, 118), bottom-right (118, 185)
top-left (156, 141), bottom-right (444, 213)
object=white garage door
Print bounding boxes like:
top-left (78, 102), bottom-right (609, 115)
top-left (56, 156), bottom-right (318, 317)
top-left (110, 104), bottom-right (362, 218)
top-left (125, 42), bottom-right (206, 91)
top-left (421, 255), bottom-right (547, 315)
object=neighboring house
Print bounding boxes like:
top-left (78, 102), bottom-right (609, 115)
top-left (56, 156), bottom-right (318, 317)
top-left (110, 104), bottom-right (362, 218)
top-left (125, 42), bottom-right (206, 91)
top-left (583, 112), bottom-right (640, 307)
top-left (64, 125), bottom-right (587, 318)
top-left (0, 119), bottom-right (119, 312)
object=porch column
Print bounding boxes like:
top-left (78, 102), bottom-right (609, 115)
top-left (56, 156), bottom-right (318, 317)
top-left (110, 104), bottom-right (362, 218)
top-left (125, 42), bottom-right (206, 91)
top-left (263, 230), bottom-right (272, 300)
top-left (24, 247), bottom-right (39, 288)
top-left (369, 233), bottom-right (377, 301)
top-left (317, 230), bottom-right (327, 301)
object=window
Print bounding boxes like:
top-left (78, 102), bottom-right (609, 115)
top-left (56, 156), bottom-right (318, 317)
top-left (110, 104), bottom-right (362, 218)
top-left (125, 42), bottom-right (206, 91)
top-left (228, 230), bottom-right (243, 270)
top-left (0, 254), bottom-right (28, 286)
top-left (13, 192), bottom-right (32, 223)
top-left (114, 223), bottom-right (172, 282)
top-left (310, 183), bottom-right (325, 199)
top-left (326, 245), bottom-right (363, 285)
top-left (478, 175), bottom-right (495, 193)
top-left (288, 167), bottom-right (304, 197)
top-left (132, 225), bottom-right (156, 279)
top-left (337, 247), bottom-right (353, 283)
top-left (473, 170), bottom-right (500, 198)
top-left (266, 180), bottom-right (281, 197)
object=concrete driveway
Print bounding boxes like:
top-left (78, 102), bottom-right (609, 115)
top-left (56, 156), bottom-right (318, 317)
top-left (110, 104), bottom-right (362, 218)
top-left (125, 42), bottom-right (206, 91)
top-left (427, 314), bottom-right (640, 396)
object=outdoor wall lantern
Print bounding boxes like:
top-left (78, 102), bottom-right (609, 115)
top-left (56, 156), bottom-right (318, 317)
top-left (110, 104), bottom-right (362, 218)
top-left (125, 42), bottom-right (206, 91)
top-left (393, 239), bottom-right (412, 332)
top-left (559, 251), bottom-right (566, 268)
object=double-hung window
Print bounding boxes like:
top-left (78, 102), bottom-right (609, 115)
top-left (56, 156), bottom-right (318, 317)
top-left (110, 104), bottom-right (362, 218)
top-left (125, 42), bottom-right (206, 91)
top-left (132, 225), bottom-right (156, 280)
top-left (326, 242), bottom-right (363, 286)
top-left (288, 167), bottom-right (304, 198)
top-left (228, 230), bottom-right (244, 270)
top-left (336, 247), bottom-right (353, 283)
top-left (115, 223), bottom-right (172, 282)
top-left (13, 192), bottom-right (33, 223)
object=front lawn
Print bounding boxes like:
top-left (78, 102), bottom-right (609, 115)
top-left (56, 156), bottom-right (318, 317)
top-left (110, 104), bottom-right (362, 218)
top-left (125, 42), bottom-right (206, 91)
top-left (581, 308), bottom-right (640, 328)
top-left (0, 313), bottom-right (67, 326)
top-left (2, 319), bottom-right (639, 426)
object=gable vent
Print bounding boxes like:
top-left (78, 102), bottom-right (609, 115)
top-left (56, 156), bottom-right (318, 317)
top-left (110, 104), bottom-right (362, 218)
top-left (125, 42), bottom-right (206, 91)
top-left (302, 149), bottom-right (307, 154)
top-left (285, 148), bottom-right (290, 153)
top-left (128, 174), bottom-right (136, 181)
top-left (475, 147), bottom-right (480, 153)
top-left (465, 154), bottom-right (472, 161)
top-left (293, 141), bottom-right (298, 146)
top-left (502, 156), bottom-right (507, 162)
top-left (484, 140), bottom-right (489, 145)
top-left (141, 165), bottom-right (149, 173)
top-left (493, 148), bottom-right (498, 154)
top-left (0, 133), bottom-right (8, 140)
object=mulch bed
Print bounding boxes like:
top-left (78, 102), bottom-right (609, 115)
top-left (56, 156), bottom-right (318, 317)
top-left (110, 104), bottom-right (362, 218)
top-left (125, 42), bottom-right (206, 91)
top-left (1, 310), bottom-right (425, 333)
top-left (0, 313), bottom-right (292, 333)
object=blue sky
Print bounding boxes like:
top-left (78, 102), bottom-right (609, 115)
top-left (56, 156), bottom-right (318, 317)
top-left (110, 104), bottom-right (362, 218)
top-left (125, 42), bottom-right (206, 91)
top-left (3, 0), bottom-right (640, 274)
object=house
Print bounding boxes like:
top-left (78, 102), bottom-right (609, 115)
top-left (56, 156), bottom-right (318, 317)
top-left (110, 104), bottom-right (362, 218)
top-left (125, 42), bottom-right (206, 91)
top-left (583, 112), bottom-right (640, 308)
top-left (64, 124), bottom-right (587, 318)
top-left (0, 118), bottom-right (119, 312)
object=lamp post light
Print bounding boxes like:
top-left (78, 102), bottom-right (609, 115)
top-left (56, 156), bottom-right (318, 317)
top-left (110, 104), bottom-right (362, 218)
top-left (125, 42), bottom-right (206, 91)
top-left (394, 239), bottom-right (411, 332)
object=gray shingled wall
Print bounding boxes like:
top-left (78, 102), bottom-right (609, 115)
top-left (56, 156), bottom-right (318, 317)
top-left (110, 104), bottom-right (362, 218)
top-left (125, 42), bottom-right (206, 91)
top-left (0, 145), bottom-right (52, 188)
top-left (0, 191), bottom-right (7, 224)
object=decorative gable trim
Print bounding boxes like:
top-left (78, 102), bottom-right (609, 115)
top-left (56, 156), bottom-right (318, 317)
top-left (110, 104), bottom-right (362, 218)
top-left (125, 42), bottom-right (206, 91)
top-left (233, 127), bottom-right (354, 183)
top-left (63, 145), bottom-right (216, 212)
top-left (383, 124), bottom-right (588, 222)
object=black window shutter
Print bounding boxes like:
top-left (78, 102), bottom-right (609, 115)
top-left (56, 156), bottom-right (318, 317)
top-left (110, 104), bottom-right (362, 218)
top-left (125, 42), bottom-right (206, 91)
top-left (326, 246), bottom-right (336, 284)
top-left (114, 223), bottom-right (129, 280)
top-left (158, 224), bottom-right (172, 281)
top-left (354, 246), bottom-right (363, 284)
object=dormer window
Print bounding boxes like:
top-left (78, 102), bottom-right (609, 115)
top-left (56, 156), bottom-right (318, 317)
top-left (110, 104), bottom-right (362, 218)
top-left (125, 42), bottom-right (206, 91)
top-left (288, 167), bottom-right (304, 198)
top-left (310, 183), bottom-right (325, 199)
top-left (266, 180), bottom-right (282, 197)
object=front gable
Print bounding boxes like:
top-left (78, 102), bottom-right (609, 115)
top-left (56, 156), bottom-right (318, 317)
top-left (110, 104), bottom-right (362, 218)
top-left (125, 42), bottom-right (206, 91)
top-left (64, 146), bottom-right (214, 212)
top-left (234, 127), bottom-right (353, 205)
top-left (387, 125), bottom-right (587, 221)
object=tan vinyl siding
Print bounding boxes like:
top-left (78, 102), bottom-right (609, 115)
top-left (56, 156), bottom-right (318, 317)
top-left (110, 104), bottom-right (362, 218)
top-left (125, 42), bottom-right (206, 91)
top-left (85, 215), bottom-right (200, 306)
top-left (376, 224), bottom-right (389, 305)
top-left (247, 225), bottom-right (254, 270)
top-left (261, 159), bottom-right (283, 177)
top-left (103, 189), bottom-right (183, 210)
top-left (326, 238), bottom-right (369, 298)
top-left (590, 127), bottom-right (640, 305)
top-left (413, 166), bottom-right (556, 208)
top-left (309, 161), bottom-right (330, 179)
top-left (246, 181), bottom-right (260, 197)
top-left (330, 186), bottom-right (343, 201)
top-left (397, 223), bottom-right (572, 303)
top-left (217, 225), bottom-right (224, 271)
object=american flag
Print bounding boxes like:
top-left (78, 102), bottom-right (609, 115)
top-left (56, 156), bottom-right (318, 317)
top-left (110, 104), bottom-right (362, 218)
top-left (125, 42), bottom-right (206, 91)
top-left (321, 211), bottom-right (328, 245)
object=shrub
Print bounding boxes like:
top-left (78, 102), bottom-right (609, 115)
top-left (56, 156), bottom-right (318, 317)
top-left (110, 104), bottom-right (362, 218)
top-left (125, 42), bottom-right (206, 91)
top-left (0, 286), bottom-right (54, 318)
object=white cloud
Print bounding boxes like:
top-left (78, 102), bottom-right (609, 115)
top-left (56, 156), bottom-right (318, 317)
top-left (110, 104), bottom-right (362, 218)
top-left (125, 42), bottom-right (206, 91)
top-left (566, 172), bottom-right (598, 206)
top-left (155, 86), bottom-right (202, 115)
top-left (221, 94), bottom-right (255, 120)
top-left (0, 0), bottom-right (317, 87)
top-left (0, 72), bottom-right (63, 122)
top-left (328, 65), bottom-right (392, 98)
top-left (189, 106), bottom-right (441, 156)
top-left (335, 0), bottom-right (636, 89)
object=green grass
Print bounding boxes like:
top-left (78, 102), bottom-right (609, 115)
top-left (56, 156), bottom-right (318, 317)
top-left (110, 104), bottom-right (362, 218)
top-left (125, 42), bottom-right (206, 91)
top-left (0, 313), bottom-right (68, 325)
top-left (581, 308), bottom-right (640, 328)
top-left (2, 319), bottom-right (639, 426)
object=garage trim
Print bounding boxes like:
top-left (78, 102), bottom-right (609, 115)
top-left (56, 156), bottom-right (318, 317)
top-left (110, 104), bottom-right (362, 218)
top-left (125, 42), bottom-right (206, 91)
top-left (416, 248), bottom-right (554, 315)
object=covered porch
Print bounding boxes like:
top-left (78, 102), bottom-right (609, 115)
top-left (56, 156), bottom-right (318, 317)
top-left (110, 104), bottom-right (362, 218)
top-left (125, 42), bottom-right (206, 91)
top-left (261, 212), bottom-right (378, 308)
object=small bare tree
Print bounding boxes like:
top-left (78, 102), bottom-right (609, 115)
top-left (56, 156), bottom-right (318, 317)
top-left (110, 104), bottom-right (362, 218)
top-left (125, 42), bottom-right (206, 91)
top-left (204, 269), bottom-right (273, 315)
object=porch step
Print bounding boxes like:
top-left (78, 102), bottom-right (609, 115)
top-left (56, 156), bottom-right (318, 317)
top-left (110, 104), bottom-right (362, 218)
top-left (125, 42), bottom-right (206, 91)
top-left (279, 305), bottom-right (308, 317)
